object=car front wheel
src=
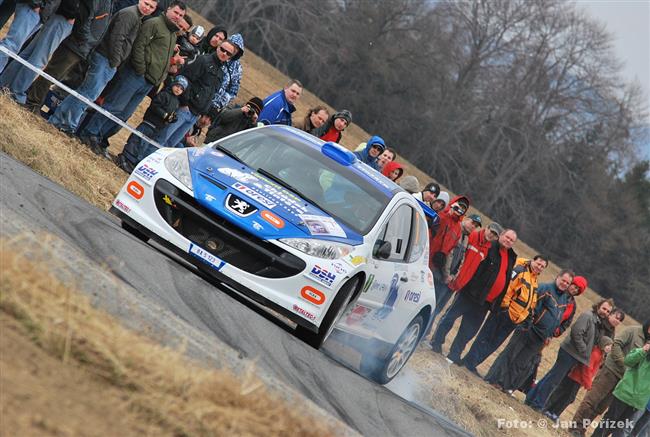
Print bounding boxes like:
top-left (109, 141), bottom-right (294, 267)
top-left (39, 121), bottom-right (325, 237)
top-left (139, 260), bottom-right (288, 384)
top-left (363, 314), bottom-right (424, 384)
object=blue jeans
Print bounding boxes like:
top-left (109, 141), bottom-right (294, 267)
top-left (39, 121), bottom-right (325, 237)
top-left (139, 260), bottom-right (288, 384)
top-left (461, 309), bottom-right (516, 372)
top-left (121, 121), bottom-right (157, 166)
top-left (156, 106), bottom-right (198, 147)
top-left (79, 65), bottom-right (153, 140)
top-left (0, 2), bottom-right (41, 73)
top-left (49, 52), bottom-right (116, 133)
top-left (0, 13), bottom-right (72, 103)
top-left (430, 292), bottom-right (490, 362)
top-left (525, 347), bottom-right (579, 410)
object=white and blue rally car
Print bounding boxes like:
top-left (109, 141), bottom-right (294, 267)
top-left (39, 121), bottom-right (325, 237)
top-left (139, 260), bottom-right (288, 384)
top-left (110, 125), bottom-right (437, 383)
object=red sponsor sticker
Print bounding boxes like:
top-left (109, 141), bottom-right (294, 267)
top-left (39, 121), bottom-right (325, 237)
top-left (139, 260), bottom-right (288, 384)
top-left (126, 180), bottom-right (144, 200)
top-left (260, 210), bottom-right (285, 228)
top-left (300, 286), bottom-right (326, 306)
top-left (293, 304), bottom-right (316, 320)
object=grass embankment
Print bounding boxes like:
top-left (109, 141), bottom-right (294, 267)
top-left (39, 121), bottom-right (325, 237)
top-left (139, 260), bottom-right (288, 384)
top-left (0, 233), bottom-right (341, 436)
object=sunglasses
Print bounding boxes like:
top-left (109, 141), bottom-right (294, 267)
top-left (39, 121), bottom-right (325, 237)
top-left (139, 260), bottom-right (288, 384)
top-left (451, 205), bottom-right (466, 214)
top-left (219, 46), bottom-right (234, 57)
top-left (371, 144), bottom-right (385, 151)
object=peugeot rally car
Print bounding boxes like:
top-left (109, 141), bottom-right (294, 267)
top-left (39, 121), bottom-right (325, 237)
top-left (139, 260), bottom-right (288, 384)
top-left (110, 126), bottom-right (437, 383)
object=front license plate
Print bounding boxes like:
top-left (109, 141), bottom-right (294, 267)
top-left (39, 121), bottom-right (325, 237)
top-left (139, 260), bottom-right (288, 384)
top-left (189, 243), bottom-right (226, 271)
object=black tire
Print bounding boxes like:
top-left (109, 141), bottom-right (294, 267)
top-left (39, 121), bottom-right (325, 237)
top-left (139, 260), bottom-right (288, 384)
top-left (295, 276), bottom-right (360, 349)
top-left (121, 220), bottom-right (149, 242)
top-left (362, 314), bottom-right (424, 384)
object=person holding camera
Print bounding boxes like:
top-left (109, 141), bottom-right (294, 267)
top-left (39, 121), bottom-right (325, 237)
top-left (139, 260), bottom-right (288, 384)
top-left (204, 96), bottom-right (263, 143)
top-left (117, 75), bottom-right (187, 172)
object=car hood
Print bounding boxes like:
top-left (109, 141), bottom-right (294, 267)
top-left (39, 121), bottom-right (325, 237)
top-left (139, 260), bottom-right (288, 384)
top-left (187, 147), bottom-right (363, 244)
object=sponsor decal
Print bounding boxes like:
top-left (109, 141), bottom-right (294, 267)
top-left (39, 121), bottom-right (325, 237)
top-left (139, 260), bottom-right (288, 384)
top-left (362, 274), bottom-right (375, 293)
top-left (331, 262), bottom-right (348, 275)
top-left (232, 182), bottom-right (277, 209)
top-left (225, 193), bottom-right (258, 217)
top-left (134, 163), bottom-right (158, 184)
top-left (346, 255), bottom-right (366, 266)
top-left (162, 194), bottom-right (175, 207)
top-left (218, 167), bottom-right (260, 184)
top-left (126, 180), bottom-right (144, 200)
top-left (374, 273), bottom-right (400, 320)
top-left (252, 221), bottom-right (264, 231)
top-left (189, 243), bottom-right (226, 271)
top-left (299, 214), bottom-right (346, 238)
top-left (354, 163), bottom-right (393, 189)
top-left (345, 304), bottom-right (372, 325)
top-left (300, 286), bottom-right (326, 305)
top-left (260, 210), bottom-right (285, 228)
top-left (252, 174), bottom-right (308, 215)
top-left (205, 193), bottom-right (216, 202)
top-left (293, 304), bottom-right (316, 321)
top-left (114, 199), bottom-right (130, 213)
top-left (404, 290), bottom-right (421, 303)
top-left (307, 265), bottom-right (337, 288)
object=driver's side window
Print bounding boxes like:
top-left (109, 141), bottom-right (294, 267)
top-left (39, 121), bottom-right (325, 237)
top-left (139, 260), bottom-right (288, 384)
top-left (375, 205), bottom-right (414, 262)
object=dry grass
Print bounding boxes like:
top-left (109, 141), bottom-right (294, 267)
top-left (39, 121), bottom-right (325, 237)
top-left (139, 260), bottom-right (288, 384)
top-left (0, 233), bottom-right (342, 437)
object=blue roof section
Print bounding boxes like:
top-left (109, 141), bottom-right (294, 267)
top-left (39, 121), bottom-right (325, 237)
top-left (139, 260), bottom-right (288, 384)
top-left (266, 125), bottom-right (401, 197)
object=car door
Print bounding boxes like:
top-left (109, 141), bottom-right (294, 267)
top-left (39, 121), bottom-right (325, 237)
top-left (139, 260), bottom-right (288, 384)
top-left (356, 203), bottom-right (415, 325)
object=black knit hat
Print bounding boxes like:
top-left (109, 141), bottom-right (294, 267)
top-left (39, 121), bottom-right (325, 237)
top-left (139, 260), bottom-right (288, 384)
top-left (246, 97), bottom-right (264, 115)
top-left (333, 109), bottom-right (352, 125)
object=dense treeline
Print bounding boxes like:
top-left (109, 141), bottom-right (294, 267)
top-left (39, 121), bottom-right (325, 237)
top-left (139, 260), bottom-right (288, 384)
top-left (190, 0), bottom-right (650, 320)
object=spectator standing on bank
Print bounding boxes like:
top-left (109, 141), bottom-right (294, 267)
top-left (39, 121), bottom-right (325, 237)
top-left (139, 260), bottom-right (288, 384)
top-left (526, 298), bottom-right (614, 411)
top-left (484, 269), bottom-right (575, 391)
top-left (48, 0), bottom-right (155, 133)
top-left (460, 255), bottom-right (548, 373)
top-left (198, 25), bottom-right (226, 55)
top-left (0, 0), bottom-right (79, 104)
top-left (381, 161), bottom-right (404, 182)
top-left (413, 182), bottom-right (440, 204)
top-left (204, 96), bottom-right (263, 143)
top-left (353, 135), bottom-right (385, 170)
top-left (0, 0), bottom-right (43, 73)
top-left (25, 0), bottom-right (113, 112)
top-left (294, 105), bottom-right (329, 135)
top-left (258, 79), bottom-right (302, 126)
top-left (117, 75), bottom-right (187, 171)
top-left (431, 191), bottom-right (450, 212)
top-left (591, 344), bottom-right (650, 437)
top-left (431, 228), bottom-right (517, 364)
top-left (571, 321), bottom-right (650, 437)
top-left (315, 109), bottom-right (352, 144)
top-left (210, 33), bottom-right (244, 111)
top-left (78, 0), bottom-right (186, 156)
top-left (399, 175), bottom-right (420, 194)
top-left (544, 335), bottom-right (614, 422)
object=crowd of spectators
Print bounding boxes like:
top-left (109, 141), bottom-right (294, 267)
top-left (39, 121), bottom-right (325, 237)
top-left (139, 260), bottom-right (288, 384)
top-left (1, 2), bottom-right (648, 435)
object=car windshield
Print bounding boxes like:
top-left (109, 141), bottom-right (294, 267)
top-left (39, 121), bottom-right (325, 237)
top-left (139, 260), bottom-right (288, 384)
top-left (213, 129), bottom-right (390, 234)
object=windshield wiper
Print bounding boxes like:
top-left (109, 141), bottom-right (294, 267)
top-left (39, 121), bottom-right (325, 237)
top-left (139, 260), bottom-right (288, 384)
top-left (214, 144), bottom-right (245, 165)
top-left (256, 168), bottom-right (310, 204)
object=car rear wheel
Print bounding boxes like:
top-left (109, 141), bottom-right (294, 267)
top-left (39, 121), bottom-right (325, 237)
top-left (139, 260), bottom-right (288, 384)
top-left (295, 276), bottom-right (360, 349)
top-left (121, 221), bottom-right (149, 242)
top-left (363, 314), bottom-right (424, 384)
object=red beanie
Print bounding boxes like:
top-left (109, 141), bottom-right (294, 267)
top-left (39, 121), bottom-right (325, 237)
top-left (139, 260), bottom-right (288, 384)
top-left (572, 276), bottom-right (588, 295)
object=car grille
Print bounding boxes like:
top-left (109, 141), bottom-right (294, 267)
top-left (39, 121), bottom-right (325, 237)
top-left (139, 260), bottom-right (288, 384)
top-left (153, 179), bottom-right (305, 278)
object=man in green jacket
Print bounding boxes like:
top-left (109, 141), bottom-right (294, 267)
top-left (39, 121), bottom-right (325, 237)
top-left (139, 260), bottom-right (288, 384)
top-left (572, 320), bottom-right (649, 436)
top-left (591, 344), bottom-right (650, 437)
top-left (79, 0), bottom-right (186, 157)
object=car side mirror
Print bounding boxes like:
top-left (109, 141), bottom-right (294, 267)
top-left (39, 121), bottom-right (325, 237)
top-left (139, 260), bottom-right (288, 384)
top-left (373, 240), bottom-right (392, 260)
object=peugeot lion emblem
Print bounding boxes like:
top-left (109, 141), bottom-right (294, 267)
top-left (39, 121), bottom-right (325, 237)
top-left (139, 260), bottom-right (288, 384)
top-left (225, 193), bottom-right (257, 217)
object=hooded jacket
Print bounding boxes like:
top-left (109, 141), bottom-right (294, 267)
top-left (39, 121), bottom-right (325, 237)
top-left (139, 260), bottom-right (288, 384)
top-left (96, 4), bottom-right (142, 68)
top-left (560, 310), bottom-right (603, 366)
top-left (458, 238), bottom-right (516, 305)
top-left (204, 105), bottom-right (256, 143)
top-left (604, 323), bottom-right (650, 378)
top-left (353, 136), bottom-right (384, 170)
top-left (382, 161), bottom-right (404, 181)
top-left (612, 347), bottom-right (650, 410)
top-left (449, 228), bottom-right (492, 291)
top-left (178, 52), bottom-right (224, 116)
top-left (554, 276), bottom-right (586, 337)
top-left (130, 13), bottom-right (178, 85)
top-left (429, 195), bottom-right (470, 268)
top-left (199, 25), bottom-right (227, 55)
top-left (568, 336), bottom-right (613, 389)
top-left (143, 82), bottom-right (181, 129)
top-left (211, 33), bottom-right (244, 110)
top-left (530, 281), bottom-right (573, 340)
top-left (258, 89), bottom-right (295, 126)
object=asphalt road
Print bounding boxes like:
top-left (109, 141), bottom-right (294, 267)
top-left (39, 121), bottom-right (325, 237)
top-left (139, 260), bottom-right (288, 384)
top-left (0, 153), bottom-right (471, 437)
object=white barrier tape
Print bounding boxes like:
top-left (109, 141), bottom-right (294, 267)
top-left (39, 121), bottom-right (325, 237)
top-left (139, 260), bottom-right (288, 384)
top-left (0, 45), bottom-right (164, 150)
